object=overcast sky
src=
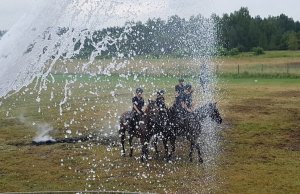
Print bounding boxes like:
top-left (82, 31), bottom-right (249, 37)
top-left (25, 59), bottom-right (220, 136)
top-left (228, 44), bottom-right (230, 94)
top-left (0, 0), bottom-right (299, 30)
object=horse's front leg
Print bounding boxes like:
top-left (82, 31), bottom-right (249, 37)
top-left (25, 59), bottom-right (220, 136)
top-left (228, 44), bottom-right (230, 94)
top-left (119, 125), bottom-right (126, 157)
top-left (153, 135), bottom-right (160, 159)
top-left (140, 138), bottom-right (149, 162)
top-left (189, 140), bottom-right (195, 162)
top-left (196, 143), bottom-right (203, 163)
top-left (162, 138), bottom-right (169, 160)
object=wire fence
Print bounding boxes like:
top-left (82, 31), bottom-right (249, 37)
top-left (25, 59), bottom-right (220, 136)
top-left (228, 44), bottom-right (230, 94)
top-left (217, 63), bottom-right (300, 76)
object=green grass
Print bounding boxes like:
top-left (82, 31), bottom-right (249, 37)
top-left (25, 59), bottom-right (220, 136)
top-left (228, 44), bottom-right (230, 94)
top-left (217, 50), bottom-right (300, 76)
top-left (219, 77), bottom-right (300, 193)
top-left (0, 55), bottom-right (300, 193)
top-left (222, 50), bottom-right (300, 58)
top-left (52, 50), bottom-right (300, 78)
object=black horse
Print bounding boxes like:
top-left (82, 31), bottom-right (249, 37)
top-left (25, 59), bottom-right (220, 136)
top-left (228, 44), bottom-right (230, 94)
top-left (119, 100), bottom-right (162, 162)
top-left (165, 102), bottom-right (222, 163)
top-left (150, 107), bottom-right (176, 161)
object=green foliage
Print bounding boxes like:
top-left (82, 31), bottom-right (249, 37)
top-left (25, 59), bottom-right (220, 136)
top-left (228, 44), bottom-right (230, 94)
top-left (219, 8), bottom-right (300, 51)
top-left (3, 7), bottom-right (298, 58)
top-left (68, 8), bottom-right (300, 59)
top-left (229, 48), bottom-right (240, 56)
top-left (252, 47), bottom-right (265, 55)
top-left (217, 47), bottom-right (229, 56)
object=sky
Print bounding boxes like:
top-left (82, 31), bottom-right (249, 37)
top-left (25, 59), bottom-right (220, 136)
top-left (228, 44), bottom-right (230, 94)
top-left (0, 0), bottom-right (300, 30)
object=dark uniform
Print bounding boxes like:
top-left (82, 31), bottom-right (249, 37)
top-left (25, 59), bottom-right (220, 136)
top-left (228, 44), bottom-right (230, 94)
top-left (175, 84), bottom-right (185, 106)
top-left (177, 84), bottom-right (193, 119)
top-left (175, 84), bottom-right (185, 96)
top-left (183, 92), bottom-right (192, 109)
top-left (156, 96), bottom-right (165, 109)
top-left (156, 90), bottom-right (166, 110)
top-left (132, 96), bottom-right (144, 113)
top-left (132, 96), bottom-right (144, 126)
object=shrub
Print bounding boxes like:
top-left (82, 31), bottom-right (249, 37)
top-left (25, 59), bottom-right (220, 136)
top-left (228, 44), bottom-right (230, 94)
top-left (252, 47), bottom-right (265, 55)
top-left (229, 48), bottom-right (239, 56)
top-left (217, 47), bottom-right (229, 56)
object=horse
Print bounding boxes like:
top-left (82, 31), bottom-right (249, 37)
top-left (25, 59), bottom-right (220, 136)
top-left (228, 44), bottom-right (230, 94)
top-left (150, 106), bottom-right (176, 161)
top-left (119, 99), bottom-right (162, 162)
top-left (165, 102), bottom-right (222, 163)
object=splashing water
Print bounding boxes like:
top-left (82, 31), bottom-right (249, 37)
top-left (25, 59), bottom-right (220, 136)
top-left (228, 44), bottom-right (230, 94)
top-left (0, 0), bottom-right (222, 192)
top-left (33, 123), bottom-right (56, 142)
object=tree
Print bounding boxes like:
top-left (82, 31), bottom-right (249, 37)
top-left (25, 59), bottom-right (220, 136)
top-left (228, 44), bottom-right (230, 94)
top-left (287, 31), bottom-right (299, 50)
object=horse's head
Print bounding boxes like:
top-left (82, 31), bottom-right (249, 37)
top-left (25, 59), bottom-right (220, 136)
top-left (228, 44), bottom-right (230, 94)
top-left (207, 102), bottom-right (222, 124)
top-left (144, 99), bottom-right (158, 116)
top-left (147, 99), bottom-right (156, 108)
top-left (196, 102), bottom-right (222, 124)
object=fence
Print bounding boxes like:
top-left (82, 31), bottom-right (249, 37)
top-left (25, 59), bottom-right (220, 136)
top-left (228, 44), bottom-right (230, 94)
top-left (217, 63), bottom-right (300, 77)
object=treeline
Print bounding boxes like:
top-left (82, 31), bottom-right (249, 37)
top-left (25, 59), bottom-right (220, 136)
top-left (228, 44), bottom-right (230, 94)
top-left (1, 7), bottom-right (300, 57)
top-left (72, 15), bottom-right (212, 59)
top-left (66, 7), bottom-right (300, 58)
top-left (216, 7), bottom-right (300, 53)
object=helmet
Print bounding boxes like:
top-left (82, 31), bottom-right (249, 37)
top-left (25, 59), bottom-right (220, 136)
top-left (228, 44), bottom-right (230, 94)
top-left (185, 84), bottom-right (192, 90)
top-left (136, 87), bottom-right (143, 94)
top-left (178, 78), bottom-right (184, 82)
top-left (157, 89), bottom-right (165, 95)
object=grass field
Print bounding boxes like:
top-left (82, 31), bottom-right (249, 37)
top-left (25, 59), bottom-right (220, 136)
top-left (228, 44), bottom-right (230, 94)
top-left (52, 51), bottom-right (300, 77)
top-left (0, 52), bottom-right (300, 193)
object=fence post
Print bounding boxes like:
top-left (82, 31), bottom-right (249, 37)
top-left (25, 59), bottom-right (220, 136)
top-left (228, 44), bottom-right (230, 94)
top-left (261, 64), bottom-right (264, 73)
top-left (237, 64), bottom-right (240, 75)
top-left (287, 64), bottom-right (289, 74)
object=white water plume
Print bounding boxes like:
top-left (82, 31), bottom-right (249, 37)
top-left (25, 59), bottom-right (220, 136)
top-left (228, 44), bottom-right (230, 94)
top-left (33, 123), bottom-right (56, 142)
top-left (18, 114), bottom-right (55, 142)
top-left (0, 0), bottom-right (169, 98)
top-left (1, 0), bottom-right (222, 192)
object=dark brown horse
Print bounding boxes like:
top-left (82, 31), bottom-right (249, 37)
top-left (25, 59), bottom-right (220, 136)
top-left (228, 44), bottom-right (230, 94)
top-left (166, 102), bottom-right (222, 163)
top-left (119, 100), bottom-right (162, 162)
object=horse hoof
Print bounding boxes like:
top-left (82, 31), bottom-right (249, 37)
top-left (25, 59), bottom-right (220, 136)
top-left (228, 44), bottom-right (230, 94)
top-left (121, 153), bottom-right (126, 157)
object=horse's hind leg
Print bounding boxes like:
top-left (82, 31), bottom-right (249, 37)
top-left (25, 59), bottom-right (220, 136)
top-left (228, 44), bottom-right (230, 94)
top-left (196, 143), bottom-right (203, 163)
top-left (169, 137), bottom-right (176, 161)
top-left (153, 135), bottom-right (159, 159)
top-left (129, 134), bottom-right (133, 157)
top-left (189, 141), bottom-right (195, 162)
top-left (162, 138), bottom-right (169, 160)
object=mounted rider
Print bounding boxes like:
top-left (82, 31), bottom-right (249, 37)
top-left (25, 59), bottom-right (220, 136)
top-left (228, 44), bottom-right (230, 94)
top-left (131, 87), bottom-right (145, 128)
top-left (181, 83), bottom-right (194, 113)
top-left (175, 78), bottom-right (185, 105)
top-left (173, 83), bottom-right (194, 120)
top-left (156, 89), bottom-right (166, 111)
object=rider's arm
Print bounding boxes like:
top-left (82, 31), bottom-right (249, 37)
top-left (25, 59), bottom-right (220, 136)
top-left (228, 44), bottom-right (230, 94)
top-left (188, 105), bottom-right (194, 112)
top-left (181, 101), bottom-right (193, 112)
top-left (133, 104), bottom-right (142, 114)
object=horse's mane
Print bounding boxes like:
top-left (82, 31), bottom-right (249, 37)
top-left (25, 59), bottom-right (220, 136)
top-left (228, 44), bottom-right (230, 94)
top-left (144, 99), bottom-right (157, 114)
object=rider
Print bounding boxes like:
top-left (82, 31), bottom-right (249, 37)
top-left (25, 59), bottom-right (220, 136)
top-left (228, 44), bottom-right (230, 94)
top-left (132, 87), bottom-right (145, 126)
top-left (156, 89), bottom-right (166, 110)
top-left (175, 78), bottom-right (185, 105)
top-left (181, 83), bottom-right (194, 113)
